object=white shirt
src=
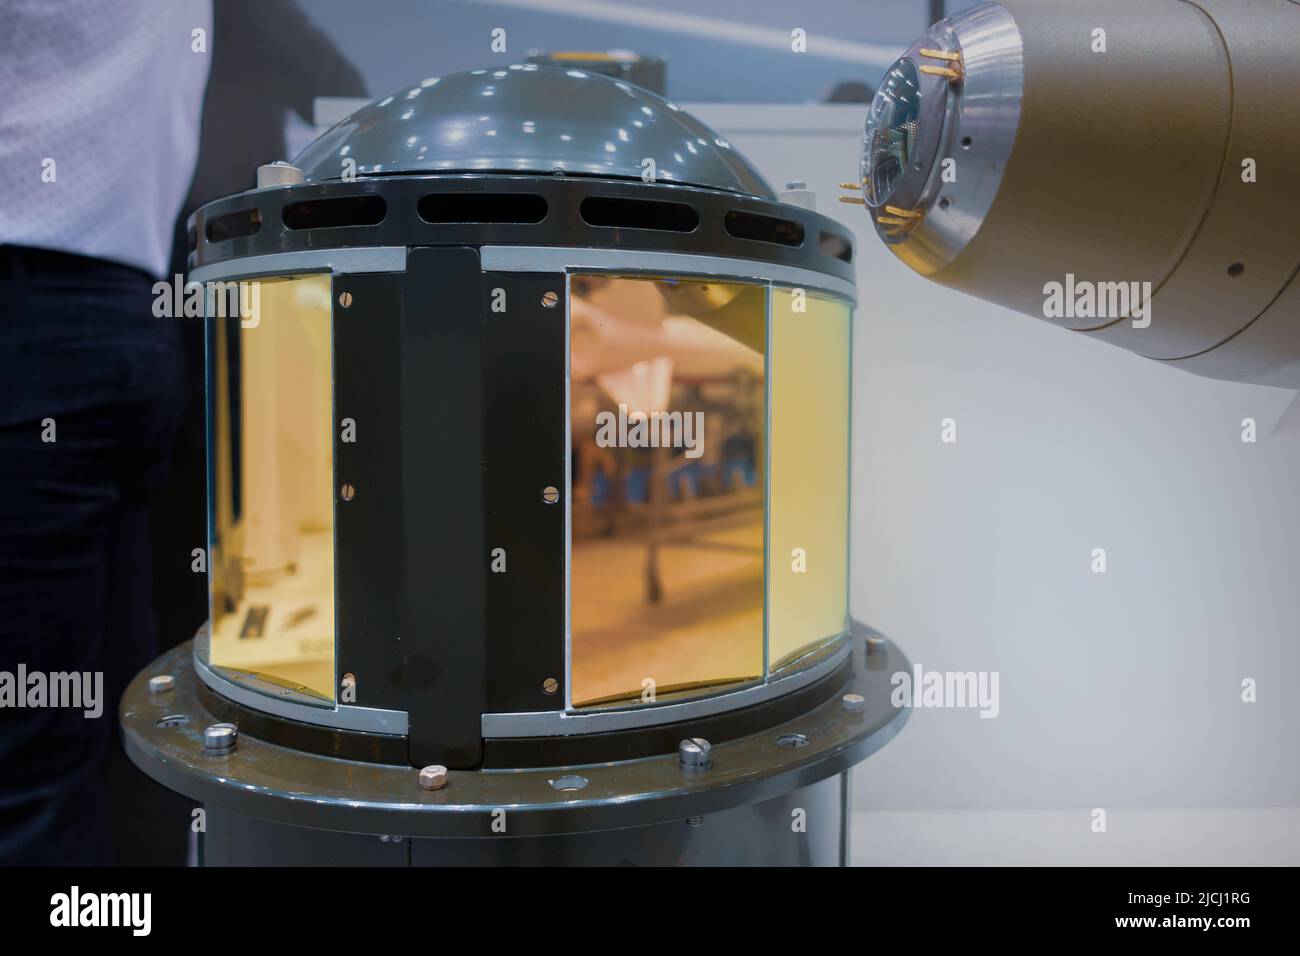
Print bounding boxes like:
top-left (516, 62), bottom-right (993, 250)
top-left (0, 0), bottom-right (212, 277)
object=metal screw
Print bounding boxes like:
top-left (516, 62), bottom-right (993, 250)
top-left (866, 635), bottom-right (886, 649)
top-left (340, 483), bottom-right (355, 501)
top-left (686, 816), bottom-right (704, 827)
top-left (542, 677), bottom-right (558, 695)
top-left (784, 180), bottom-right (808, 190)
top-left (679, 737), bottom-right (712, 771)
top-left (338, 291), bottom-right (353, 309)
top-left (148, 674), bottom-right (175, 695)
top-left (203, 723), bottom-right (238, 754)
top-left (841, 692), bottom-right (866, 714)
top-left (541, 290), bottom-right (559, 309)
top-left (541, 485), bottom-right (560, 505)
top-left (419, 765), bottom-right (448, 791)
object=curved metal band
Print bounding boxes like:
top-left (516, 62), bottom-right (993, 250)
top-left (188, 175), bottom-right (856, 286)
top-left (483, 638), bottom-right (851, 738)
top-left (189, 246), bottom-right (406, 284)
top-left (194, 640), bottom-right (409, 735)
top-left (480, 245), bottom-right (856, 301)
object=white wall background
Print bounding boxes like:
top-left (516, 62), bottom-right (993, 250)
top-left (699, 107), bottom-right (1300, 838)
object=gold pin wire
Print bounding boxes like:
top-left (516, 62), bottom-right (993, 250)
top-left (839, 182), bottom-right (862, 190)
top-left (875, 216), bottom-right (911, 226)
top-left (920, 65), bottom-right (962, 80)
top-left (837, 196), bottom-right (867, 205)
top-left (884, 205), bottom-right (923, 219)
top-left (919, 48), bottom-right (961, 62)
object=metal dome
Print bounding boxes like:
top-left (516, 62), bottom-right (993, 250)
top-left (292, 64), bottom-right (775, 199)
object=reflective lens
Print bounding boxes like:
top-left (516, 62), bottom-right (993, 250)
top-left (208, 275), bottom-right (336, 701)
top-left (568, 275), bottom-right (766, 708)
top-left (863, 58), bottom-right (921, 207)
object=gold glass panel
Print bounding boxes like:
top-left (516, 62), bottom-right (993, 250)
top-left (208, 274), bottom-right (336, 701)
top-left (569, 275), bottom-right (765, 708)
top-left (768, 289), bottom-right (851, 669)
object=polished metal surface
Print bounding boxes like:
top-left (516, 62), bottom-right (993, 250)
top-left (679, 737), bottom-right (713, 771)
top-left (293, 65), bottom-right (775, 198)
top-left (121, 625), bottom-right (908, 839)
top-left (256, 161), bottom-right (304, 188)
top-left (478, 246), bottom-right (857, 302)
top-left (188, 247), bottom-right (407, 285)
top-left (482, 637), bottom-right (850, 738)
top-left (193, 626), bottom-right (410, 735)
top-left (861, 2), bottom-right (1024, 274)
top-left (203, 722), bottom-right (238, 754)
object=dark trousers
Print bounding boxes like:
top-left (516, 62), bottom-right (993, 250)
top-left (0, 245), bottom-right (185, 865)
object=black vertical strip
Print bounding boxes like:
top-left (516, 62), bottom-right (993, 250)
top-left (482, 273), bottom-right (567, 713)
top-left (403, 248), bottom-right (486, 767)
top-left (333, 272), bottom-right (404, 718)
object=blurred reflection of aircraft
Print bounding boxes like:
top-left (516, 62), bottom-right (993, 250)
top-left (570, 283), bottom-right (764, 382)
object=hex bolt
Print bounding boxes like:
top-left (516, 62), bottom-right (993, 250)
top-left (779, 180), bottom-right (816, 211)
top-left (541, 485), bottom-right (560, 505)
top-left (679, 737), bottom-right (712, 772)
top-left (203, 722), bottom-right (238, 755)
top-left (419, 765), bottom-right (448, 791)
top-left (147, 674), bottom-right (175, 695)
top-left (541, 290), bottom-right (559, 309)
top-left (256, 161), bottom-right (304, 188)
top-left (338, 291), bottom-right (353, 309)
top-left (841, 692), bottom-right (866, 714)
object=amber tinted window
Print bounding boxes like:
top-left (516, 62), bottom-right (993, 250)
top-left (768, 289), bottom-right (851, 669)
top-left (569, 275), bottom-right (765, 708)
top-left (207, 274), bottom-right (336, 701)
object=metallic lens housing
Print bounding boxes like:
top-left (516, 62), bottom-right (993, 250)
top-left (858, 1), bottom-right (1024, 270)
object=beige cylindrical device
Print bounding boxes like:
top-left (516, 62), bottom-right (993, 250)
top-left (857, 0), bottom-right (1300, 388)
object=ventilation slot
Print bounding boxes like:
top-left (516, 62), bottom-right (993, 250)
top-left (819, 230), bottom-right (853, 263)
top-left (724, 210), bottom-right (804, 247)
top-left (417, 192), bottom-right (548, 224)
top-left (205, 209), bottom-right (262, 243)
top-left (282, 195), bottom-right (387, 230)
top-left (580, 196), bottom-right (699, 233)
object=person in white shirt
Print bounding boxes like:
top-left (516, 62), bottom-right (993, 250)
top-left (0, 0), bottom-right (212, 865)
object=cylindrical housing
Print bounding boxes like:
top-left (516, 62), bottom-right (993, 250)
top-left (861, 0), bottom-right (1300, 388)
top-left (183, 67), bottom-right (864, 772)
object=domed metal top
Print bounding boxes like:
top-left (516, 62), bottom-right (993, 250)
top-left (292, 65), bottom-right (775, 199)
